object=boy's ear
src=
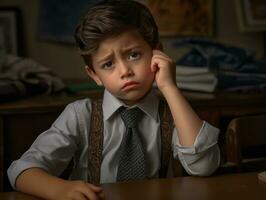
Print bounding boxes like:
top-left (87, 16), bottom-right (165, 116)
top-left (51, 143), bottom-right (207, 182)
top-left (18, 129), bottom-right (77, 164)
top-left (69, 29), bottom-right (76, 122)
top-left (155, 42), bottom-right (163, 51)
top-left (85, 65), bottom-right (103, 86)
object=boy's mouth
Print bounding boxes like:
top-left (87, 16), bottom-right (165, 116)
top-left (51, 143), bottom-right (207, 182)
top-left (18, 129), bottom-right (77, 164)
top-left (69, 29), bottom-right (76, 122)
top-left (122, 81), bottom-right (140, 90)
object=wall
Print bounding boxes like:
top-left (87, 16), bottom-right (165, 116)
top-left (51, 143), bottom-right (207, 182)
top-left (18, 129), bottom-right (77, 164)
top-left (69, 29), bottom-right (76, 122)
top-left (0, 0), bottom-right (86, 78)
top-left (0, 0), bottom-right (264, 78)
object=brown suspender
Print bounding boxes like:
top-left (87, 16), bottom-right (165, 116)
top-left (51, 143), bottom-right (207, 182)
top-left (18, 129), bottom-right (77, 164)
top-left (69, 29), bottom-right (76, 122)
top-left (158, 99), bottom-right (184, 178)
top-left (87, 99), bottom-right (104, 185)
top-left (158, 99), bottom-right (177, 177)
top-left (87, 99), bottom-right (183, 184)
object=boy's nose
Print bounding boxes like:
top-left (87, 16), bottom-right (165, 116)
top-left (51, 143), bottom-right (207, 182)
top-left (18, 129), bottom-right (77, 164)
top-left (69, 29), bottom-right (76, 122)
top-left (119, 61), bottom-right (133, 78)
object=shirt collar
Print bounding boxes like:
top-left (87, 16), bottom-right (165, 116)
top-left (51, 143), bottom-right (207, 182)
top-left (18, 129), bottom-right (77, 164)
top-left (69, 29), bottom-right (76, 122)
top-left (102, 89), bottom-right (159, 121)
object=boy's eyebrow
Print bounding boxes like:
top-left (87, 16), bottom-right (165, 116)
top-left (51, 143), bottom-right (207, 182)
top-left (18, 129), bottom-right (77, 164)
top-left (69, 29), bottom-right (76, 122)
top-left (95, 53), bottom-right (113, 64)
top-left (95, 44), bottom-right (142, 64)
top-left (121, 44), bottom-right (142, 52)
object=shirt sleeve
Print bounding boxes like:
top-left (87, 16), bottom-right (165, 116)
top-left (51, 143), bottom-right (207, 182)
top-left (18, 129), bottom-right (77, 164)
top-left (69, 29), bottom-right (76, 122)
top-left (7, 102), bottom-right (83, 189)
top-left (172, 121), bottom-right (220, 176)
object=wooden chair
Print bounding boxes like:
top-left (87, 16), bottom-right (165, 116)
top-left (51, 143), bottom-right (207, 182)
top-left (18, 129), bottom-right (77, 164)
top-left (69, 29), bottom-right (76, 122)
top-left (225, 115), bottom-right (266, 172)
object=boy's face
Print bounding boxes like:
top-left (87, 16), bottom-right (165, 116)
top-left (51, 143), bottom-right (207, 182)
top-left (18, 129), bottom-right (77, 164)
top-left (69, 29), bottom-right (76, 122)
top-left (86, 30), bottom-right (155, 105)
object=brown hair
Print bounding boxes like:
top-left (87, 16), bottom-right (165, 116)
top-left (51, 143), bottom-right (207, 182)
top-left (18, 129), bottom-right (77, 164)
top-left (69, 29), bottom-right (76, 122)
top-left (74, 0), bottom-right (159, 67)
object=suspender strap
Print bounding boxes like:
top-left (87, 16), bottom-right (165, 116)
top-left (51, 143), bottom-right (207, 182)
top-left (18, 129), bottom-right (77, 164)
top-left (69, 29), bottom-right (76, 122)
top-left (87, 99), bottom-right (104, 185)
top-left (158, 99), bottom-right (174, 177)
top-left (158, 99), bottom-right (184, 178)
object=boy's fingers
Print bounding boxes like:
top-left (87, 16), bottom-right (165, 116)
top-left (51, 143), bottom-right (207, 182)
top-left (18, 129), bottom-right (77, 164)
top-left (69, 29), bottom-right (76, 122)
top-left (97, 190), bottom-right (106, 199)
top-left (86, 183), bottom-right (105, 199)
top-left (152, 51), bottom-right (173, 66)
top-left (153, 49), bottom-right (170, 59)
top-left (75, 192), bottom-right (89, 200)
top-left (150, 62), bottom-right (158, 72)
top-left (81, 189), bottom-right (99, 200)
top-left (87, 183), bottom-right (104, 192)
top-left (72, 183), bottom-right (100, 200)
top-left (152, 54), bottom-right (172, 64)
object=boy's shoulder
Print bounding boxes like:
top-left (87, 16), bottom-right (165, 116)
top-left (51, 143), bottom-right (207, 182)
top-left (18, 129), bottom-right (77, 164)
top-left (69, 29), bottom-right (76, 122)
top-left (69, 97), bottom-right (92, 106)
top-left (66, 98), bottom-right (94, 115)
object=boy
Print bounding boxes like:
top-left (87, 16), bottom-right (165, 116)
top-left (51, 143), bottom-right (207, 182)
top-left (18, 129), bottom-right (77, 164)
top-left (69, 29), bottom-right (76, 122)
top-left (7, 1), bottom-right (220, 200)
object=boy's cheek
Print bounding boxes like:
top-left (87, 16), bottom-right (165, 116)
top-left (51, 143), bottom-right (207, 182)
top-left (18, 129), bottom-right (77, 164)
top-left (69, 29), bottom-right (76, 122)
top-left (144, 66), bottom-right (155, 82)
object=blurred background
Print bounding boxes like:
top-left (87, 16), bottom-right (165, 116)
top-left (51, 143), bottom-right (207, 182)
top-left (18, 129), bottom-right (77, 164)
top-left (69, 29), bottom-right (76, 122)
top-left (0, 0), bottom-right (265, 79)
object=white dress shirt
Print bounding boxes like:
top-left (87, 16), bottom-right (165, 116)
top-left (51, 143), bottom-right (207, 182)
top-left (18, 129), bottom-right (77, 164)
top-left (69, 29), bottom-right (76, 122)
top-left (8, 89), bottom-right (220, 189)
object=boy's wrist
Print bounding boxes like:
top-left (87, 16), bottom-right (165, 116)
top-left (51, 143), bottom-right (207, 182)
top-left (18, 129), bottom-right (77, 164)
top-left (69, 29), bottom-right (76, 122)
top-left (159, 83), bottom-right (179, 96)
top-left (48, 178), bottom-right (70, 200)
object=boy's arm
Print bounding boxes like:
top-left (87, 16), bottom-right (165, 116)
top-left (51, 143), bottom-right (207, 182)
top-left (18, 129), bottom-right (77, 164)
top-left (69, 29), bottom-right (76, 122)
top-left (16, 168), bottom-right (104, 200)
top-left (151, 50), bottom-right (203, 147)
top-left (8, 100), bottom-right (105, 199)
top-left (160, 85), bottom-right (203, 146)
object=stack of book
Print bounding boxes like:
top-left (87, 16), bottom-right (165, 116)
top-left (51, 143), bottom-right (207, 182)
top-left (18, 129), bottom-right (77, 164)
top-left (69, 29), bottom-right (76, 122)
top-left (175, 65), bottom-right (266, 93)
top-left (175, 65), bottom-right (218, 92)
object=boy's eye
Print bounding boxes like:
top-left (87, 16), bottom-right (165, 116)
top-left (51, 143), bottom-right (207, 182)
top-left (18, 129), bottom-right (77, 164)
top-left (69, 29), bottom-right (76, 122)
top-left (102, 61), bottom-right (114, 69)
top-left (128, 52), bottom-right (141, 61)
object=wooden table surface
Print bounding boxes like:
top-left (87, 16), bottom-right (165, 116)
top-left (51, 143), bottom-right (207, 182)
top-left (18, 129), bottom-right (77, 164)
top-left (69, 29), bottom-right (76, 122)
top-left (1, 172), bottom-right (265, 200)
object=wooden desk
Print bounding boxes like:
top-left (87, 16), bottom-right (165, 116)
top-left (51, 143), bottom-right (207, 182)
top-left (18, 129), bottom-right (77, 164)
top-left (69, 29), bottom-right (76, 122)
top-left (0, 172), bottom-right (265, 200)
top-left (1, 90), bottom-right (266, 191)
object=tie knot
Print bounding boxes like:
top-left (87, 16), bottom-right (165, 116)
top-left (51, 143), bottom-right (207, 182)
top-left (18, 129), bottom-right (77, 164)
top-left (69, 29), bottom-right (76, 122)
top-left (120, 107), bottom-right (142, 128)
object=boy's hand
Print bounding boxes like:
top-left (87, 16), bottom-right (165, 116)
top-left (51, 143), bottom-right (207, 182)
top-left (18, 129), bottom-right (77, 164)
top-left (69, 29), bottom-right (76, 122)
top-left (15, 168), bottom-right (105, 200)
top-left (55, 180), bottom-right (105, 200)
top-left (151, 50), bottom-right (177, 92)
